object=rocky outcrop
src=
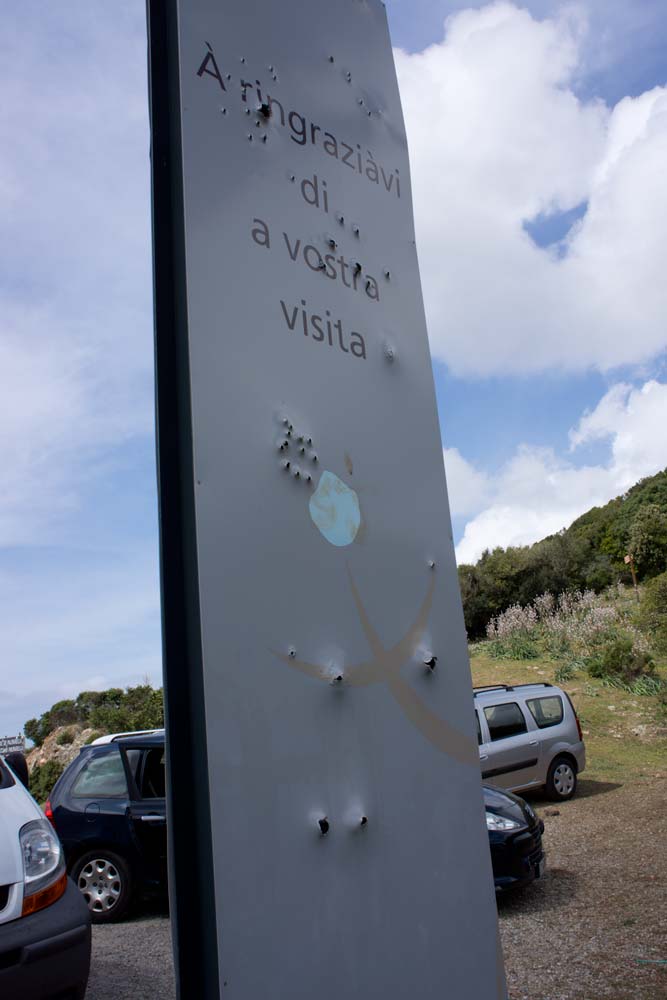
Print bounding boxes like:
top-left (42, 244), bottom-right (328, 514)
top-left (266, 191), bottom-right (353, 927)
top-left (26, 725), bottom-right (97, 773)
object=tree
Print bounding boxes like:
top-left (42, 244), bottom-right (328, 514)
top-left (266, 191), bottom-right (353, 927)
top-left (628, 504), bottom-right (667, 578)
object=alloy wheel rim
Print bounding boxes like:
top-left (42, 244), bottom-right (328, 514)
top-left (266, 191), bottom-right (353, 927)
top-left (78, 858), bottom-right (122, 913)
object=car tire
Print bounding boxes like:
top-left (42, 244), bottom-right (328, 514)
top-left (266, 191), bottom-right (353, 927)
top-left (545, 755), bottom-right (577, 801)
top-left (71, 850), bottom-right (133, 923)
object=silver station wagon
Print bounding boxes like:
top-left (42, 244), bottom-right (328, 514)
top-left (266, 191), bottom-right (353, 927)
top-left (474, 683), bottom-right (586, 801)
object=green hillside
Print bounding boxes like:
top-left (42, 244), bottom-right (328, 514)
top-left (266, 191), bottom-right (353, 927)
top-left (459, 469), bottom-right (667, 638)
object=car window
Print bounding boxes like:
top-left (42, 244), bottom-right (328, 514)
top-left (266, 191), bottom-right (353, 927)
top-left (526, 695), bottom-right (564, 729)
top-left (139, 748), bottom-right (166, 799)
top-left (483, 702), bottom-right (528, 741)
top-left (71, 749), bottom-right (128, 798)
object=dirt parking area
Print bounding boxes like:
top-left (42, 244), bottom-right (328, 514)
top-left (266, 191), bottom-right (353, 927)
top-left (502, 777), bottom-right (667, 1000)
top-left (86, 778), bottom-right (666, 1000)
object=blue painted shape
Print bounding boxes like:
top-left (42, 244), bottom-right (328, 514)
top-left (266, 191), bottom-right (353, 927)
top-left (309, 470), bottom-right (361, 547)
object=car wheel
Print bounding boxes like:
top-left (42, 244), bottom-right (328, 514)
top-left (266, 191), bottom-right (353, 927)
top-left (545, 756), bottom-right (577, 801)
top-left (71, 850), bottom-right (133, 923)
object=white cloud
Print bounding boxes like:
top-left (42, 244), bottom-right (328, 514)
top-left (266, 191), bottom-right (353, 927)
top-left (455, 379), bottom-right (667, 563)
top-left (443, 447), bottom-right (490, 515)
top-left (0, 7), bottom-right (153, 546)
top-left (395, 3), bottom-right (667, 375)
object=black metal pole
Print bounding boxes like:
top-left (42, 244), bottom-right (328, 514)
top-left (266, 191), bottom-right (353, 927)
top-left (145, 2), bottom-right (220, 995)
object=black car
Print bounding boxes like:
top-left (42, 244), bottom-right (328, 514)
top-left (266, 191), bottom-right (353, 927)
top-left (484, 783), bottom-right (545, 890)
top-left (47, 732), bottom-right (544, 921)
top-left (47, 734), bottom-right (167, 923)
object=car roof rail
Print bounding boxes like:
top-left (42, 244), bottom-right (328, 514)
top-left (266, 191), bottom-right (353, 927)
top-left (511, 682), bottom-right (553, 690)
top-left (473, 684), bottom-right (514, 695)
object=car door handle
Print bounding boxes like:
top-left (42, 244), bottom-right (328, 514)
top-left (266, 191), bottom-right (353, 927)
top-left (140, 815), bottom-right (166, 823)
top-left (528, 740), bottom-right (538, 746)
top-left (479, 754), bottom-right (489, 761)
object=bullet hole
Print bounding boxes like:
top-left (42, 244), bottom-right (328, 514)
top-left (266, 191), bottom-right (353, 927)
top-left (290, 175), bottom-right (296, 182)
top-left (245, 108), bottom-right (251, 115)
top-left (429, 559), bottom-right (436, 569)
top-left (360, 816), bottom-right (368, 827)
top-left (358, 99), bottom-right (363, 106)
top-left (240, 56), bottom-right (246, 63)
top-left (353, 225), bottom-right (360, 237)
top-left (294, 469), bottom-right (301, 478)
top-left (384, 270), bottom-right (391, 279)
top-left (262, 135), bottom-right (268, 143)
top-left (312, 454), bottom-right (318, 463)
top-left (329, 55), bottom-right (335, 63)
top-left (318, 818), bottom-right (330, 836)
top-left (299, 446), bottom-right (305, 454)
top-left (307, 437), bottom-right (312, 446)
top-left (328, 238), bottom-right (337, 250)
top-left (331, 674), bottom-right (343, 685)
top-left (336, 214), bottom-right (344, 225)
top-left (220, 107), bottom-right (227, 115)
top-left (288, 424), bottom-right (293, 431)
top-left (288, 647), bottom-right (296, 658)
top-left (226, 73), bottom-right (232, 80)
top-left (268, 65), bottom-right (274, 72)
top-left (346, 71), bottom-right (352, 82)
top-left (367, 110), bottom-right (372, 117)
top-left (384, 346), bottom-right (395, 363)
top-left (259, 102), bottom-right (272, 118)
top-left (247, 134), bottom-right (253, 141)
top-left (306, 474), bottom-right (312, 483)
top-left (424, 656), bottom-right (438, 671)
top-left (284, 461), bottom-right (291, 470)
top-left (353, 261), bottom-right (362, 274)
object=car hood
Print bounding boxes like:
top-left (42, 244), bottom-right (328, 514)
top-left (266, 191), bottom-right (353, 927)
top-left (483, 784), bottom-right (533, 827)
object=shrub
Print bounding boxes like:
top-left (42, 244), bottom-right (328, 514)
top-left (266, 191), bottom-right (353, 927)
top-left (55, 729), bottom-right (75, 746)
top-left (586, 635), bottom-right (654, 684)
top-left (637, 571), bottom-right (667, 655)
top-left (554, 663), bottom-right (576, 683)
top-left (29, 760), bottom-right (64, 805)
top-left (84, 731), bottom-right (103, 745)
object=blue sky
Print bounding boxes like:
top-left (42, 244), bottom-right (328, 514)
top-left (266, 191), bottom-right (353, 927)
top-left (1, 1), bottom-right (666, 736)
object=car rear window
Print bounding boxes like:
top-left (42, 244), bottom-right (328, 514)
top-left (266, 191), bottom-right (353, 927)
top-left (0, 759), bottom-right (15, 790)
top-left (483, 702), bottom-right (528, 741)
top-left (71, 749), bottom-right (128, 798)
top-left (526, 695), bottom-right (564, 729)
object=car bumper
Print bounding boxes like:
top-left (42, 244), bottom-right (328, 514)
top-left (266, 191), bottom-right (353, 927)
top-left (0, 878), bottom-right (91, 1000)
top-left (573, 741), bottom-right (586, 775)
top-left (490, 818), bottom-right (545, 890)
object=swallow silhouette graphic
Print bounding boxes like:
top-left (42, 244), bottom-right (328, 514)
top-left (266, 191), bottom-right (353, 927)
top-left (274, 567), bottom-right (476, 766)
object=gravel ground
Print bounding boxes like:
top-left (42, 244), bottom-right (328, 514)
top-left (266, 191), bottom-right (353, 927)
top-left (86, 778), bottom-right (666, 999)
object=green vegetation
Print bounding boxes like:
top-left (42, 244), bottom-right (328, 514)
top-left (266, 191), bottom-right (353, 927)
top-left (459, 469), bottom-right (667, 638)
top-left (30, 760), bottom-right (64, 805)
top-left (55, 728), bottom-right (75, 746)
top-left (24, 685), bottom-right (163, 748)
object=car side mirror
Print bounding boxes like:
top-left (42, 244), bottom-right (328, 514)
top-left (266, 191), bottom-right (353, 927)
top-left (5, 751), bottom-right (30, 791)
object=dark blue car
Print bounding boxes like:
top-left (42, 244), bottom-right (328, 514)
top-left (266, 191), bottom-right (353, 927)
top-left (48, 731), bottom-right (545, 922)
top-left (46, 734), bottom-right (167, 923)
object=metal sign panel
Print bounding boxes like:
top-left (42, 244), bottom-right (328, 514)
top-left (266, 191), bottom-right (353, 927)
top-left (147, 1), bottom-right (505, 997)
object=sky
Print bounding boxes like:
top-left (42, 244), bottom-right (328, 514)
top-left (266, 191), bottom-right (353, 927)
top-left (1, 1), bottom-right (666, 736)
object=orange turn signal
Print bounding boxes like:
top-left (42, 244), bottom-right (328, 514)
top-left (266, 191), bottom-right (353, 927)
top-left (21, 870), bottom-right (67, 917)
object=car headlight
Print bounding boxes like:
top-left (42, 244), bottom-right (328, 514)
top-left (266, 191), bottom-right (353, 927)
top-left (486, 811), bottom-right (521, 832)
top-left (19, 819), bottom-right (67, 916)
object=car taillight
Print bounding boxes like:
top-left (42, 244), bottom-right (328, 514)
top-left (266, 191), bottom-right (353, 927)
top-left (574, 711), bottom-right (583, 741)
top-left (44, 799), bottom-right (55, 826)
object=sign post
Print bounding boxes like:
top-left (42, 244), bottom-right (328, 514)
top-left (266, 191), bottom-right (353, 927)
top-left (147, 1), bottom-right (506, 996)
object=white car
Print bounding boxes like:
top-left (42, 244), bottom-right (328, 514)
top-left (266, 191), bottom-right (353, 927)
top-left (0, 753), bottom-right (91, 999)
